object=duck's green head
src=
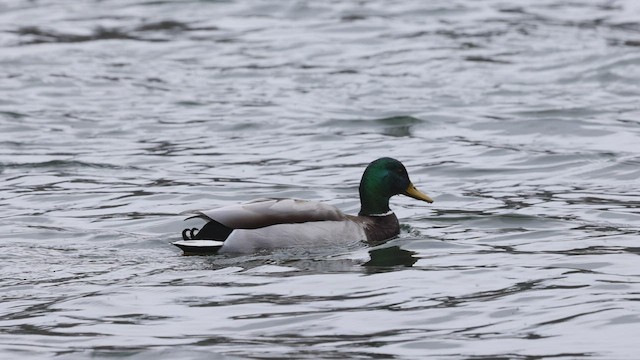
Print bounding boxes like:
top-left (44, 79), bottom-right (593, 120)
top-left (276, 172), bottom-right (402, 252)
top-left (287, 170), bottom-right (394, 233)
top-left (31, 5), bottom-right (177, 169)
top-left (358, 157), bottom-right (433, 216)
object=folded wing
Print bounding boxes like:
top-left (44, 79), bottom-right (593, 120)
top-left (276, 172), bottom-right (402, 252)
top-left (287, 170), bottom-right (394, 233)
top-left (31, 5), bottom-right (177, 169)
top-left (188, 198), bottom-right (348, 229)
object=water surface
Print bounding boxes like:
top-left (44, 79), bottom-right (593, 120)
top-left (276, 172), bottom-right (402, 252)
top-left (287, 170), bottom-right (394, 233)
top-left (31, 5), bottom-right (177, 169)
top-left (1, 0), bottom-right (640, 358)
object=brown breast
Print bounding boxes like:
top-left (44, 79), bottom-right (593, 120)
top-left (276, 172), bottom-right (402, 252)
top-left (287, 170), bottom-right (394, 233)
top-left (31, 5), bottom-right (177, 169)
top-left (350, 213), bottom-right (400, 245)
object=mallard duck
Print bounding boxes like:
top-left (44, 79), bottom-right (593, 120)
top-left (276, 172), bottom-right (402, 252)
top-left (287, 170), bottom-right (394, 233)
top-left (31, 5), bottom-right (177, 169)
top-left (173, 157), bottom-right (433, 254)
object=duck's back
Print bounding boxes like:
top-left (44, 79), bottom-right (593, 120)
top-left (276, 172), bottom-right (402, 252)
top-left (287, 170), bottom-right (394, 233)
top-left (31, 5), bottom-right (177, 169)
top-left (194, 198), bottom-right (348, 229)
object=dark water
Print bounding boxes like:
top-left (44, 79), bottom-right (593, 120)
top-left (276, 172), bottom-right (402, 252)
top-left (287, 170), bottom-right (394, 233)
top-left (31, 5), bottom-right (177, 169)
top-left (1, 0), bottom-right (640, 358)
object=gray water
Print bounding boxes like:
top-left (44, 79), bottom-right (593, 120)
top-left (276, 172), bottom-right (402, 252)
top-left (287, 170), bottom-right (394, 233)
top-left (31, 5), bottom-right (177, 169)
top-left (1, 0), bottom-right (640, 358)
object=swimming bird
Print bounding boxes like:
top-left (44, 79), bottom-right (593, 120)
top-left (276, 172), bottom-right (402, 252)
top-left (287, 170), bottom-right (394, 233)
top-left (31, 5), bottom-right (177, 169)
top-left (173, 157), bottom-right (433, 254)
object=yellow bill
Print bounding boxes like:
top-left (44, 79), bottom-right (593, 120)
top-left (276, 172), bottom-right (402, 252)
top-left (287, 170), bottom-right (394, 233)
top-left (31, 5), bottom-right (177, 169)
top-left (404, 183), bottom-right (434, 203)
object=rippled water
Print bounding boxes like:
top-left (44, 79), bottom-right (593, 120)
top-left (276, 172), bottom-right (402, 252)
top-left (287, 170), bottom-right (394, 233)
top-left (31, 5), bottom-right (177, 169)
top-left (2, 0), bottom-right (640, 358)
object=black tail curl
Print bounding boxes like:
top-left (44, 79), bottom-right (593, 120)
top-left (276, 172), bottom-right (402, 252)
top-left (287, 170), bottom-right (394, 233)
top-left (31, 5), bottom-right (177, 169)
top-left (181, 219), bottom-right (233, 241)
top-left (181, 228), bottom-right (199, 240)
